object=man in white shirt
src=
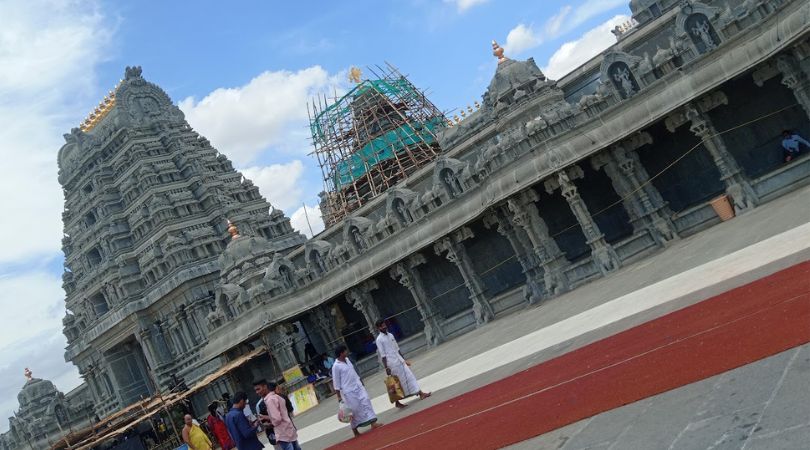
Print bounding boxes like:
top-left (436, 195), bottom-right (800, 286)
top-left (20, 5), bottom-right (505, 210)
top-left (331, 345), bottom-right (382, 437)
top-left (375, 319), bottom-right (431, 408)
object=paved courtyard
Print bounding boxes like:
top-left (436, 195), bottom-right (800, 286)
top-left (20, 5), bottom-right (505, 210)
top-left (283, 182), bottom-right (810, 449)
top-left (507, 344), bottom-right (810, 450)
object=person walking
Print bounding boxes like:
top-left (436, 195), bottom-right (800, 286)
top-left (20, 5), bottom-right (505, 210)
top-left (224, 391), bottom-right (263, 450)
top-left (257, 380), bottom-right (302, 450)
top-left (206, 403), bottom-right (234, 450)
top-left (375, 319), bottom-right (431, 408)
top-left (182, 414), bottom-right (213, 450)
top-left (331, 345), bottom-right (383, 437)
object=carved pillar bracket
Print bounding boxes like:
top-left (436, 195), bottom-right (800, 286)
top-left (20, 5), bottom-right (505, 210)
top-left (506, 189), bottom-right (570, 294)
top-left (433, 227), bottom-right (495, 325)
top-left (545, 167), bottom-right (621, 275)
top-left (777, 53), bottom-right (810, 119)
top-left (345, 279), bottom-right (381, 336)
top-left (483, 207), bottom-right (544, 304)
top-left (390, 254), bottom-right (445, 347)
top-left (684, 103), bottom-right (758, 211)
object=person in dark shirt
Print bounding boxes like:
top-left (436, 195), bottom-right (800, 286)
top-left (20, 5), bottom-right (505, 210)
top-left (253, 379), bottom-right (278, 445)
top-left (224, 392), bottom-right (263, 450)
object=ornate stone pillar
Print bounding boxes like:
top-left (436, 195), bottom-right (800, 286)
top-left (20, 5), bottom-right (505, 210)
top-left (684, 103), bottom-right (758, 211)
top-left (136, 326), bottom-right (159, 372)
top-left (186, 303), bottom-right (206, 341)
top-left (312, 305), bottom-right (341, 350)
top-left (152, 321), bottom-right (173, 364)
top-left (776, 53), bottom-right (810, 119)
top-left (175, 308), bottom-right (196, 346)
top-left (545, 167), bottom-right (621, 275)
top-left (483, 207), bottom-right (544, 304)
top-left (434, 228), bottom-right (495, 325)
top-left (390, 254), bottom-right (445, 347)
top-left (506, 189), bottom-right (570, 294)
top-left (346, 280), bottom-right (381, 336)
top-left (271, 325), bottom-right (298, 370)
top-left (592, 134), bottom-right (678, 245)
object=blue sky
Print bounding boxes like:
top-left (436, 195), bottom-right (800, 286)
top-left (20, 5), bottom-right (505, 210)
top-left (0, 0), bottom-right (630, 430)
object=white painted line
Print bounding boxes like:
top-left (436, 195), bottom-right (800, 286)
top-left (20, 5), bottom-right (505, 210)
top-left (295, 222), bottom-right (810, 444)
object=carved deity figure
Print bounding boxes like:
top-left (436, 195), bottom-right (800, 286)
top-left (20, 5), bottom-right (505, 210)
top-left (279, 266), bottom-right (294, 289)
top-left (613, 66), bottom-right (636, 97)
top-left (441, 169), bottom-right (462, 197)
top-left (350, 226), bottom-right (366, 251)
top-left (692, 19), bottom-right (717, 50)
top-left (312, 251), bottom-right (327, 274)
top-left (394, 199), bottom-right (413, 223)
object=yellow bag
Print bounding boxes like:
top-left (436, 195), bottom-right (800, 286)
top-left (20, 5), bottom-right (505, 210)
top-left (385, 375), bottom-right (405, 403)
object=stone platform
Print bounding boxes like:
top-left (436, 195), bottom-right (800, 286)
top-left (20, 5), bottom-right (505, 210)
top-left (276, 182), bottom-right (810, 449)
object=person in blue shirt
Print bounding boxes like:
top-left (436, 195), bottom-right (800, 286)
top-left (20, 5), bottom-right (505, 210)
top-left (224, 391), bottom-right (263, 450)
top-left (781, 130), bottom-right (810, 162)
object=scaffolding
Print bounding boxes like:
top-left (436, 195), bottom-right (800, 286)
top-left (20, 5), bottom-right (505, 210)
top-left (309, 63), bottom-right (447, 226)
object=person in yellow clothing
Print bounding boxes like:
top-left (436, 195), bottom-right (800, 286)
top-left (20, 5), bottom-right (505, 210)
top-left (182, 414), bottom-right (213, 450)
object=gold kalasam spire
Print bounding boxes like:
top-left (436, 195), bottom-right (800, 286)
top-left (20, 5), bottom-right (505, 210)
top-left (348, 66), bottom-right (363, 84)
top-left (492, 40), bottom-right (508, 64)
top-left (24, 368), bottom-right (32, 381)
top-left (226, 220), bottom-right (241, 240)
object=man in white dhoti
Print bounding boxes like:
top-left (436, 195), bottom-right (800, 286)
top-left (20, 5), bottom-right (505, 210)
top-left (331, 345), bottom-right (383, 437)
top-left (375, 319), bottom-right (431, 408)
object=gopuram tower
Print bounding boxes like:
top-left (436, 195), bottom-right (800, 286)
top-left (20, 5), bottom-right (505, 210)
top-left (58, 66), bottom-right (305, 417)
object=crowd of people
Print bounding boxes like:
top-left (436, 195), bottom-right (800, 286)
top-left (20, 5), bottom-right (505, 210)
top-left (178, 317), bottom-right (433, 449)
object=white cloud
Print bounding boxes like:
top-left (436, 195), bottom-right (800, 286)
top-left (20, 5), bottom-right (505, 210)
top-left (500, 0), bottom-right (628, 57)
top-left (0, 271), bottom-right (65, 348)
top-left (543, 15), bottom-right (628, 79)
top-left (290, 204), bottom-right (325, 238)
top-left (240, 161), bottom-right (306, 213)
top-left (544, 5), bottom-right (572, 37)
top-left (0, 0), bottom-right (109, 431)
top-left (444, 0), bottom-right (489, 13)
top-left (0, 0), bottom-right (111, 265)
top-left (0, 270), bottom-right (80, 429)
top-left (563, 0), bottom-right (628, 34)
top-left (503, 24), bottom-right (541, 56)
top-left (178, 67), bottom-right (344, 166)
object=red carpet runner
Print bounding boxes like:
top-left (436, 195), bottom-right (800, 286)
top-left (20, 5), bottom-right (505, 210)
top-left (327, 261), bottom-right (810, 450)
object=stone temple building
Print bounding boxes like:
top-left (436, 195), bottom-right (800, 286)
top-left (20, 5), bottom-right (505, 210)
top-left (0, 371), bottom-right (93, 450)
top-left (2, 0), bottom-right (809, 447)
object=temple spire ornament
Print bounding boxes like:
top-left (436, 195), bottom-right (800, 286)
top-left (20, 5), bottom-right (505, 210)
top-left (348, 66), bottom-right (363, 84)
top-left (492, 40), bottom-right (509, 64)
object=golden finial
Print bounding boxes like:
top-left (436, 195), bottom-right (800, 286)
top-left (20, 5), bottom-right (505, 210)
top-left (460, 110), bottom-right (467, 119)
top-left (24, 368), bottom-right (32, 381)
top-left (226, 220), bottom-right (241, 240)
top-left (467, 105), bottom-right (474, 114)
top-left (348, 66), bottom-right (363, 84)
top-left (492, 40), bottom-right (508, 64)
top-left (474, 100), bottom-right (481, 109)
top-left (453, 115), bottom-right (461, 124)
